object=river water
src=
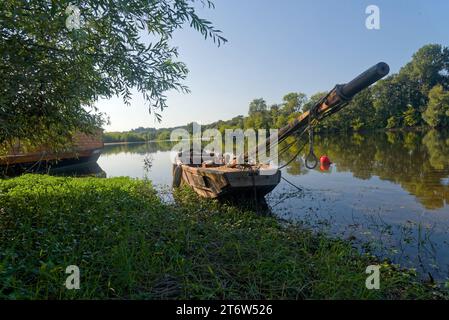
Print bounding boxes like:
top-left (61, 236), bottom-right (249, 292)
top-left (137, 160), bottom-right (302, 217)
top-left (78, 130), bottom-right (449, 282)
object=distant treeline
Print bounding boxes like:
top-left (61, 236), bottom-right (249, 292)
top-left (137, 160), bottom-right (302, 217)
top-left (103, 44), bottom-right (449, 143)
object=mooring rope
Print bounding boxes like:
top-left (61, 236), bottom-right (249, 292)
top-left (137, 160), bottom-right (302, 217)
top-left (281, 176), bottom-right (303, 192)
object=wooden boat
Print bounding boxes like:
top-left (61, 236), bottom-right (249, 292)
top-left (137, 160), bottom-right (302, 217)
top-left (173, 62), bottom-right (390, 199)
top-left (173, 157), bottom-right (281, 199)
top-left (0, 131), bottom-right (103, 174)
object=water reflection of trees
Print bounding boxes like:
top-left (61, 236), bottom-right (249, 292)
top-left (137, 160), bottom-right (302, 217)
top-left (280, 130), bottom-right (449, 210)
top-left (102, 132), bottom-right (449, 209)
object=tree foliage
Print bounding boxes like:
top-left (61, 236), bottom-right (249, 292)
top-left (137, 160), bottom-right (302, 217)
top-left (422, 85), bottom-right (449, 128)
top-left (106, 43), bottom-right (449, 140)
top-left (282, 92), bottom-right (306, 114)
top-left (248, 98), bottom-right (268, 115)
top-left (403, 105), bottom-right (421, 127)
top-left (0, 0), bottom-right (226, 149)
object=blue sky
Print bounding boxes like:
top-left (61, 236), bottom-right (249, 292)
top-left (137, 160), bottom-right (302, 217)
top-left (97, 0), bottom-right (449, 132)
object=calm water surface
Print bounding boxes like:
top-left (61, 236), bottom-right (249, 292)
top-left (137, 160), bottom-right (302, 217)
top-left (93, 130), bottom-right (449, 281)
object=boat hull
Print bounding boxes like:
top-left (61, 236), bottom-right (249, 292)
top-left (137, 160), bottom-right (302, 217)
top-left (174, 164), bottom-right (281, 199)
top-left (0, 148), bottom-right (102, 175)
top-left (0, 132), bottom-right (104, 175)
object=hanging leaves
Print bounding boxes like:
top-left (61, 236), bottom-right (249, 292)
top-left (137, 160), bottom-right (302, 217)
top-left (0, 0), bottom-right (226, 150)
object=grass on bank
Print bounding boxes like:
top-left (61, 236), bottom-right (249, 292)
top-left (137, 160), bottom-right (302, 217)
top-left (0, 175), bottom-right (446, 299)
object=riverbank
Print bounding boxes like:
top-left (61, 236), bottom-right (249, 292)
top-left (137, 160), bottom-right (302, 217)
top-left (0, 175), bottom-right (446, 299)
top-left (104, 141), bottom-right (148, 146)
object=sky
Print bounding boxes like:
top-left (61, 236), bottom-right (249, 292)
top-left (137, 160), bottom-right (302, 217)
top-left (97, 0), bottom-right (449, 132)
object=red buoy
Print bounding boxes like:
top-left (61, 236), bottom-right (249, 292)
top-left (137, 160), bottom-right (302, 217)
top-left (319, 155), bottom-right (331, 171)
top-left (320, 155), bottom-right (331, 166)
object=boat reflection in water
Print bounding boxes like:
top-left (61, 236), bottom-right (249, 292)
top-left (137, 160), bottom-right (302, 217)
top-left (47, 162), bottom-right (106, 178)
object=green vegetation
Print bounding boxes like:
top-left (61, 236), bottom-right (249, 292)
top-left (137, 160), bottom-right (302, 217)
top-left (103, 132), bottom-right (148, 144)
top-left (423, 85), bottom-right (449, 128)
top-left (112, 44), bottom-right (449, 141)
top-left (0, 0), bottom-right (225, 151)
top-left (103, 127), bottom-right (176, 143)
top-left (0, 175), bottom-right (446, 299)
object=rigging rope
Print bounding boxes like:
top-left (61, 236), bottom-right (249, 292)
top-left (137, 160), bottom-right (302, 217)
top-left (278, 137), bottom-right (307, 170)
top-left (281, 176), bottom-right (303, 192)
top-left (251, 88), bottom-right (349, 171)
top-left (280, 88), bottom-right (348, 170)
top-left (305, 107), bottom-right (318, 169)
